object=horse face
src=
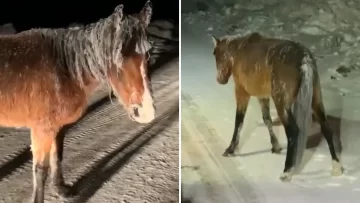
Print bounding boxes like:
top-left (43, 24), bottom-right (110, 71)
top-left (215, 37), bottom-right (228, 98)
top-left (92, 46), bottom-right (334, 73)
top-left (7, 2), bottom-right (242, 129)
top-left (108, 1), bottom-right (155, 124)
top-left (109, 53), bottom-right (155, 124)
top-left (211, 35), bottom-right (232, 85)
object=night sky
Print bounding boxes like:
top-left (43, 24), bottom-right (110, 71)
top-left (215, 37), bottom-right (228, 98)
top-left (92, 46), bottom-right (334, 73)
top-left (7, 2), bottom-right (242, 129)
top-left (0, 0), bottom-right (178, 32)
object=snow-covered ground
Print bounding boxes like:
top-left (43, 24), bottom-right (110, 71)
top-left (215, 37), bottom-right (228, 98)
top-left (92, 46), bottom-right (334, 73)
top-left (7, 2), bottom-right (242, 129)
top-left (181, 0), bottom-right (360, 202)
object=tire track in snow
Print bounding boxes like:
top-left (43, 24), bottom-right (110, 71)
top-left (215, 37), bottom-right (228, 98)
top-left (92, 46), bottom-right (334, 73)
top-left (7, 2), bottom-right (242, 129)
top-left (181, 92), bottom-right (263, 203)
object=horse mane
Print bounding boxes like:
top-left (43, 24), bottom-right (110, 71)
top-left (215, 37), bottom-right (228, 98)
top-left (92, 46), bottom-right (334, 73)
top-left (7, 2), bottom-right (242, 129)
top-left (220, 32), bottom-right (263, 46)
top-left (25, 10), bottom-right (152, 86)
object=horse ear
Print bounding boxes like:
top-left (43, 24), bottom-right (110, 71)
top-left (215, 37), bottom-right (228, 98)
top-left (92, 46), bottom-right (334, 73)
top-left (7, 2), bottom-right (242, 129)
top-left (114, 4), bottom-right (124, 16)
top-left (211, 35), bottom-right (219, 46)
top-left (139, 0), bottom-right (152, 26)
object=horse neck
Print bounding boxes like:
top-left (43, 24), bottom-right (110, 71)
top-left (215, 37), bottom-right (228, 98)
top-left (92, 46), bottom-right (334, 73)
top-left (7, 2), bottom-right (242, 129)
top-left (80, 71), bottom-right (104, 98)
top-left (225, 37), bottom-right (249, 65)
top-left (57, 27), bottom-right (114, 88)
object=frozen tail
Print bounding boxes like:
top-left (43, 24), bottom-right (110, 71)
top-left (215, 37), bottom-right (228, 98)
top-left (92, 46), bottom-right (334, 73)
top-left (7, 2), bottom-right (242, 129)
top-left (292, 53), bottom-right (314, 171)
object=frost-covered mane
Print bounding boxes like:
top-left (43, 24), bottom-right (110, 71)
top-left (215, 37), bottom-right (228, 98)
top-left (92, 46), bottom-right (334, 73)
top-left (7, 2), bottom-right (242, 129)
top-left (33, 5), bottom-right (152, 86)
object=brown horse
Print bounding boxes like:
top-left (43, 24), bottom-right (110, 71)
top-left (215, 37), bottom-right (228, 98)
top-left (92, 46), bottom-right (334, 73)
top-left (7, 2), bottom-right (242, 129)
top-left (0, 2), bottom-right (154, 203)
top-left (211, 32), bottom-right (343, 182)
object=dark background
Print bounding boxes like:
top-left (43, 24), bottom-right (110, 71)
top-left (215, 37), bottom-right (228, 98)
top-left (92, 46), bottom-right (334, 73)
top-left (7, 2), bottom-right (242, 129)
top-left (0, 0), bottom-right (178, 32)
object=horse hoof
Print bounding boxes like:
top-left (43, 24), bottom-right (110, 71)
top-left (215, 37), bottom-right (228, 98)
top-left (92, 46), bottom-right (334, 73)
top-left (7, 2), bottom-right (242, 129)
top-left (271, 147), bottom-right (282, 154)
top-left (331, 161), bottom-right (344, 177)
top-left (279, 172), bottom-right (292, 182)
top-left (222, 147), bottom-right (236, 156)
top-left (331, 168), bottom-right (344, 177)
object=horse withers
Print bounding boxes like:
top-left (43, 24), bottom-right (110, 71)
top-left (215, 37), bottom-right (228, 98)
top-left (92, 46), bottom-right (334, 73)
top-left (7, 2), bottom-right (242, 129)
top-left (211, 32), bottom-right (343, 182)
top-left (0, 1), bottom-right (154, 203)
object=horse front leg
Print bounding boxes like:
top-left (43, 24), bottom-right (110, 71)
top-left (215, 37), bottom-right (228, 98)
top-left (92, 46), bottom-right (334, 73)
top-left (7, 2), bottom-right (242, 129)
top-left (30, 127), bottom-right (57, 203)
top-left (223, 86), bottom-right (250, 156)
top-left (49, 127), bottom-right (71, 198)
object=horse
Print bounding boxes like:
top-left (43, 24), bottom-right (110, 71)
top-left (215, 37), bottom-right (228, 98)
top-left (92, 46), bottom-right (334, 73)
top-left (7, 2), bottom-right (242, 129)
top-left (211, 32), bottom-right (344, 182)
top-left (0, 1), bottom-right (154, 203)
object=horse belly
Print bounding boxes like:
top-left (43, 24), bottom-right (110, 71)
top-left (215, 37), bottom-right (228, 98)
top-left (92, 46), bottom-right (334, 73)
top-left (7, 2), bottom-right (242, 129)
top-left (55, 100), bottom-right (87, 126)
top-left (0, 91), bottom-right (87, 128)
top-left (0, 103), bottom-right (33, 128)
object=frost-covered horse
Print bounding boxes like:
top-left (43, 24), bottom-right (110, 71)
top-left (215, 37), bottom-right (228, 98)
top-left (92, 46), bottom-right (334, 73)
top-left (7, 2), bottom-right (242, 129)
top-left (0, 2), bottom-right (154, 202)
top-left (211, 32), bottom-right (343, 181)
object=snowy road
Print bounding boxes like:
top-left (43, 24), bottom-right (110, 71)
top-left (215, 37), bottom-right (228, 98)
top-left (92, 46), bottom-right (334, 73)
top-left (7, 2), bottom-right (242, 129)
top-left (181, 0), bottom-right (360, 202)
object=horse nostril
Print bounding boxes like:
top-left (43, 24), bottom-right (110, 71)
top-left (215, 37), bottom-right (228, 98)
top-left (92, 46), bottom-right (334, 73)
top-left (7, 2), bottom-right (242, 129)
top-left (133, 107), bottom-right (139, 117)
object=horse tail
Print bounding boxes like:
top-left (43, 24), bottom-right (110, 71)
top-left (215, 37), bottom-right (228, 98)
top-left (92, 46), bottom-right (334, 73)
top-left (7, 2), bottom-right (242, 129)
top-left (292, 52), bottom-right (315, 170)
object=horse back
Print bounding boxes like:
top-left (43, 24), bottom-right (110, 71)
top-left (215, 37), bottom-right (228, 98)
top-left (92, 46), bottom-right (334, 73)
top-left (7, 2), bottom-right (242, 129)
top-left (267, 39), bottom-right (309, 100)
top-left (231, 34), bottom-right (306, 98)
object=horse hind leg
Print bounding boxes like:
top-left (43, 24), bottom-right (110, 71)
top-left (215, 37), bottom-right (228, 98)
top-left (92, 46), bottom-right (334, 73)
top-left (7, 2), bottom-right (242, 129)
top-left (49, 127), bottom-right (72, 198)
top-left (258, 98), bottom-right (282, 154)
top-left (312, 85), bottom-right (344, 176)
top-left (30, 127), bottom-right (58, 203)
top-left (272, 95), bottom-right (299, 182)
top-left (223, 86), bottom-right (250, 156)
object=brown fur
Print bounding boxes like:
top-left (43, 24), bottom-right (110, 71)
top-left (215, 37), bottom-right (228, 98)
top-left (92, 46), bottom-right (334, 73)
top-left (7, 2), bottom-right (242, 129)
top-left (212, 32), bottom-right (343, 181)
top-left (0, 33), bottom-right (87, 128)
top-left (213, 33), bottom-right (303, 105)
top-left (109, 53), bottom-right (147, 105)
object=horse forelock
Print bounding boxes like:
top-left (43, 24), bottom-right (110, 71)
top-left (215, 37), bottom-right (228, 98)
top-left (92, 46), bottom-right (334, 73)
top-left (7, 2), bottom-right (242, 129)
top-left (41, 10), bottom-right (151, 87)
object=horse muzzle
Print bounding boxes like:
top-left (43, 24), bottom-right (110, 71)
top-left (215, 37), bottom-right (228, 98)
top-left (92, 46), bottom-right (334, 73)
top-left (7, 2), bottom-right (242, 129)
top-left (128, 103), bottom-right (155, 124)
top-left (217, 74), bottom-right (229, 85)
